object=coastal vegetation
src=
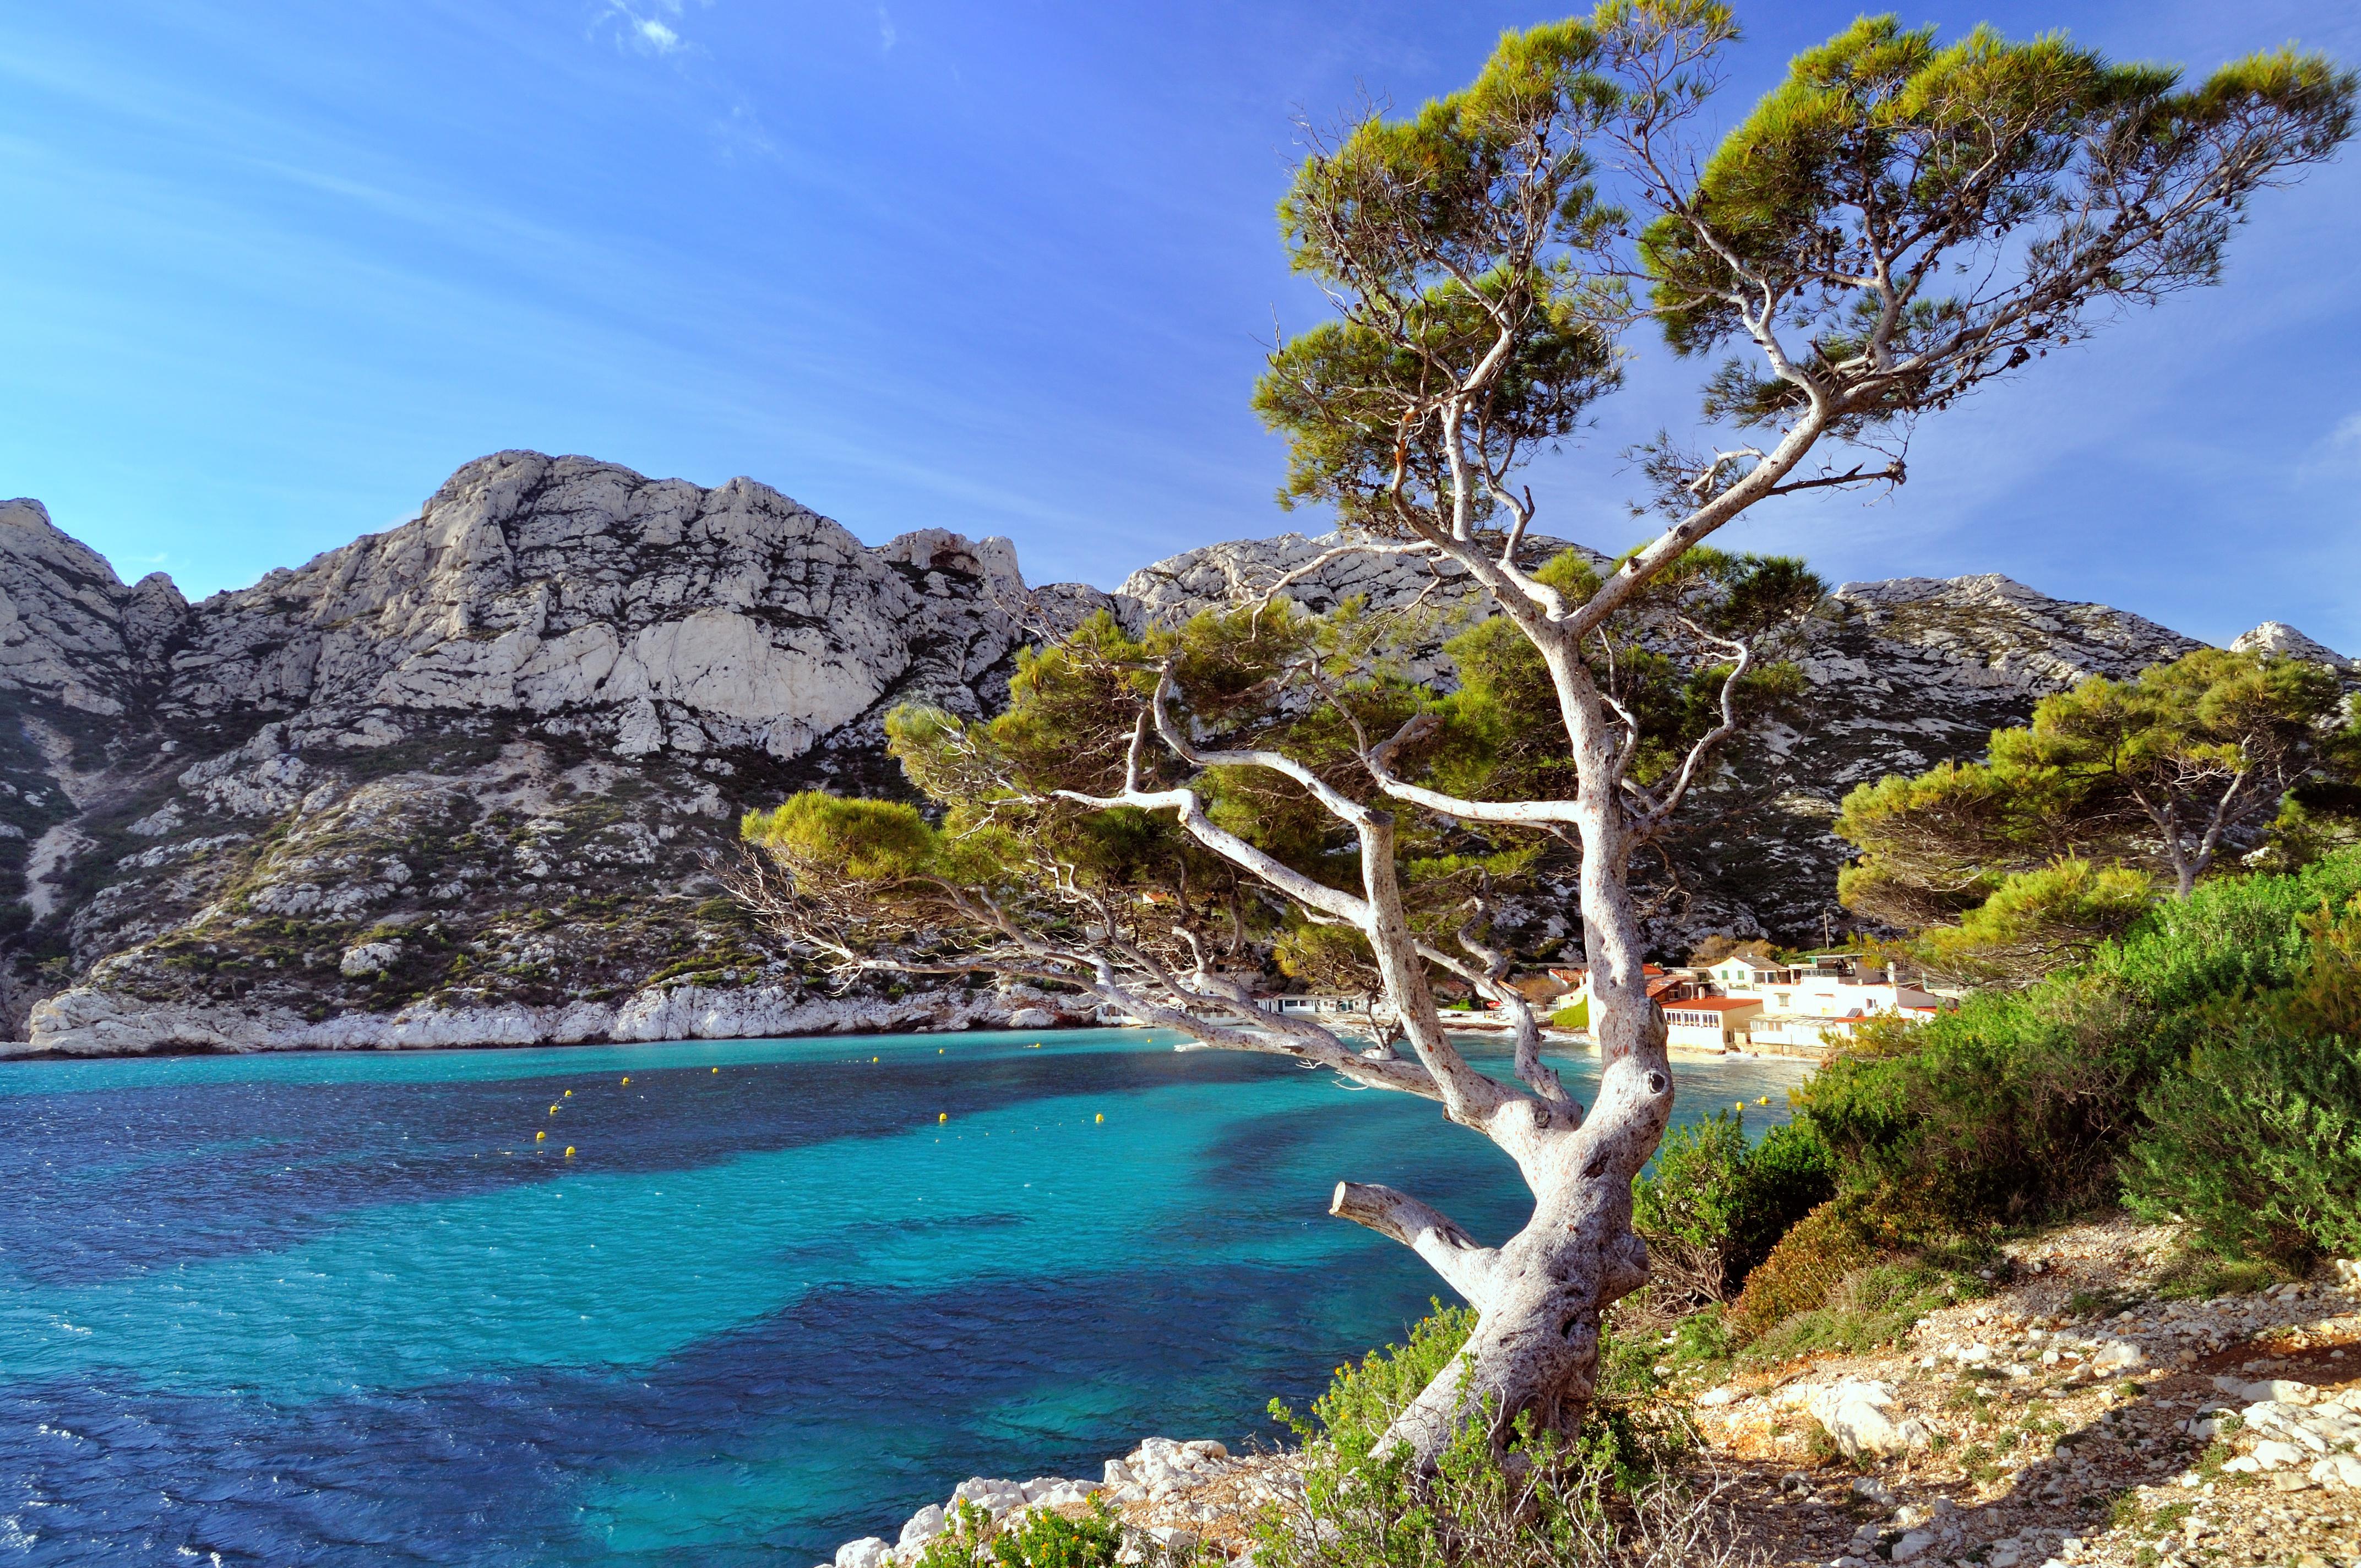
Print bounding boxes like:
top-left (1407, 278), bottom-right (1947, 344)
top-left (736, 0), bottom-right (2355, 1490)
top-left (1835, 645), bottom-right (2361, 984)
top-left (1234, 848), bottom-right (2361, 1562)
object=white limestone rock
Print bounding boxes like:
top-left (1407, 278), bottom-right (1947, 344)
top-left (2087, 1336), bottom-right (2145, 1372)
top-left (2232, 620), bottom-right (2359, 672)
top-left (1806, 1380), bottom-right (1932, 1461)
top-left (2311, 1453), bottom-right (2361, 1490)
top-left (339, 941), bottom-right (402, 977)
top-left (0, 497), bottom-right (189, 716)
top-left (896, 1505), bottom-right (946, 1549)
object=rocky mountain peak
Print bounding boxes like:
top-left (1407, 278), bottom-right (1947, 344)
top-left (2231, 620), bottom-right (2358, 672)
top-left (0, 496), bottom-right (191, 717)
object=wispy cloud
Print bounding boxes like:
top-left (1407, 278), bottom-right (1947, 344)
top-left (2297, 409), bottom-right (2361, 480)
top-left (584, 1), bottom-right (775, 157)
top-left (596, 1), bottom-right (698, 61)
top-left (877, 7), bottom-right (897, 54)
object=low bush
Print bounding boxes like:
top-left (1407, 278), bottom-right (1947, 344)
top-left (1797, 850), bottom-right (2361, 1235)
top-left (2151, 1251), bottom-right (2297, 1300)
top-left (1743, 1256), bottom-right (1981, 1366)
top-left (1633, 1113), bottom-right (1835, 1303)
top-left (1725, 1199), bottom-right (1880, 1342)
top-left (2122, 894), bottom-right (2361, 1261)
top-left (1255, 1308), bottom-right (1755, 1568)
top-left (914, 1498), bottom-right (1132, 1568)
top-left (2125, 1020), bottom-right (2361, 1261)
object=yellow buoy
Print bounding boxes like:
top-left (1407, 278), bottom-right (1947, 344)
top-left (1095, 1113), bottom-right (1105, 1124)
top-left (564, 1146), bottom-right (575, 1157)
top-left (938, 1112), bottom-right (949, 1123)
top-left (536, 1131), bottom-right (546, 1142)
top-left (1734, 1101), bottom-right (1745, 1113)
top-left (712, 1067), bottom-right (720, 1073)
top-left (563, 1090), bottom-right (572, 1098)
top-left (550, 1106), bottom-right (559, 1115)
top-left (621, 1077), bottom-right (630, 1086)
top-left (1758, 1096), bottom-right (1771, 1106)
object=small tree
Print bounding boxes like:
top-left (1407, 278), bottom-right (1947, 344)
top-left (1839, 647), bottom-right (2357, 981)
top-left (736, 7), bottom-right (2353, 1466)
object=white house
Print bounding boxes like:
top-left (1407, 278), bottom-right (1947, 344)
top-left (1661, 996), bottom-right (1763, 1050)
top-left (1254, 994), bottom-right (1361, 1016)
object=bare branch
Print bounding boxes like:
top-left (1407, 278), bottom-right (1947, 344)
top-left (1331, 1180), bottom-right (1502, 1308)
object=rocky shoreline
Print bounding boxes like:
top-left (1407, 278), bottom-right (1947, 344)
top-left (1, 991), bottom-right (1834, 1065)
top-left (818, 1438), bottom-right (1293, 1567)
top-left (4, 981), bottom-right (1103, 1057)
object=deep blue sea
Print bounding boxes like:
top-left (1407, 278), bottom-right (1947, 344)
top-left (0, 1028), bottom-right (1810, 1566)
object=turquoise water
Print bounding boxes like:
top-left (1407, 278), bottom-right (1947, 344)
top-left (0, 1028), bottom-right (1810, 1565)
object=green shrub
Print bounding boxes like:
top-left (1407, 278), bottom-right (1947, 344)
top-left (1744, 1257), bottom-right (1981, 1366)
top-left (1256, 1303), bottom-right (1718, 1567)
top-left (2128, 1025), bottom-right (2361, 1261)
top-left (2121, 896), bottom-right (2361, 1262)
top-left (1798, 850), bottom-right (2361, 1232)
top-left (1632, 1113), bottom-right (1834, 1300)
top-left (1729, 1123), bottom-right (1838, 1274)
top-left (914, 1499), bottom-right (1130, 1568)
top-left (1256, 1309), bottom-right (1731, 1568)
top-left (1727, 1199), bottom-right (1881, 1341)
top-left (1278, 1303), bottom-right (1478, 1461)
top-left (1550, 999), bottom-right (1588, 1030)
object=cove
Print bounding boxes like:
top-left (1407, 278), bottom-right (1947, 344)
top-left (0, 1027), bottom-right (1810, 1565)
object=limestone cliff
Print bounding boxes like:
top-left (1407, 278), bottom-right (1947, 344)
top-left (0, 456), bottom-right (2346, 1055)
top-left (0, 453), bottom-right (1112, 1053)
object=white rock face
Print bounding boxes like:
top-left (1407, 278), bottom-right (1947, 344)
top-left (1805, 1379), bottom-right (1932, 1460)
top-left (159, 453), bottom-right (1024, 760)
top-left (338, 941), bottom-right (402, 977)
top-left (0, 453), bottom-right (1129, 1048)
top-left (0, 497), bottom-right (188, 716)
top-left (895, 1505), bottom-right (945, 1549)
top-left (834, 1537), bottom-right (891, 1568)
top-left (2232, 620), bottom-right (2358, 671)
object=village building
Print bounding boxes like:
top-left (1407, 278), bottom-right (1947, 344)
top-left (1694, 949), bottom-right (1951, 1052)
top-left (1552, 963), bottom-right (1695, 1016)
top-left (1661, 995), bottom-right (1764, 1049)
top-left (1253, 994), bottom-right (1362, 1017)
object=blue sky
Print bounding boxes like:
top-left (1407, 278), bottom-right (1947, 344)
top-left (2, 0), bottom-right (2355, 651)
